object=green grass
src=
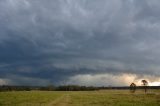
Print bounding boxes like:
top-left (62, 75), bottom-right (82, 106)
top-left (0, 90), bottom-right (159, 106)
top-left (0, 91), bottom-right (64, 106)
top-left (69, 90), bottom-right (160, 106)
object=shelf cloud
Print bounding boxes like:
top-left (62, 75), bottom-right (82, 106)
top-left (0, 0), bottom-right (160, 86)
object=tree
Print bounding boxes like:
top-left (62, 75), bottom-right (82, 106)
top-left (141, 80), bottom-right (148, 93)
top-left (130, 83), bottom-right (136, 93)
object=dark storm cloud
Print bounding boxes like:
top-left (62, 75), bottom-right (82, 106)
top-left (0, 0), bottom-right (160, 86)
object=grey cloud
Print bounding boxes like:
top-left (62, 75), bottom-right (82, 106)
top-left (0, 0), bottom-right (160, 86)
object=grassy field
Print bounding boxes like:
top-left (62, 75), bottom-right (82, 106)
top-left (0, 90), bottom-right (159, 106)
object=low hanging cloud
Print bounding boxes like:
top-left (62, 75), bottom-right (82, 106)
top-left (66, 73), bottom-right (160, 86)
top-left (0, 0), bottom-right (160, 86)
top-left (66, 73), bottom-right (137, 86)
top-left (0, 78), bottom-right (11, 85)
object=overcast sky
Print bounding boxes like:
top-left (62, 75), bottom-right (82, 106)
top-left (0, 0), bottom-right (160, 86)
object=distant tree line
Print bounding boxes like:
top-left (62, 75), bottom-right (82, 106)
top-left (0, 81), bottom-right (160, 92)
top-left (0, 85), bottom-right (98, 92)
top-left (57, 85), bottom-right (98, 91)
top-left (0, 85), bottom-right (31, 92)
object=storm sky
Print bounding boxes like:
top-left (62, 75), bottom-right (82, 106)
top-left (0, 0), bottom-right (160, 86)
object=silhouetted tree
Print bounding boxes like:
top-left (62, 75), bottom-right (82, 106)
top-left (141, 80), bottom-right (148, 93)
top-left (130, 83), bottom-right (136, 93)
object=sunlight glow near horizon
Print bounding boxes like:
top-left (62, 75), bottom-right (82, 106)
top-left (124, 75), bottom-right (160, 86)
top-left (149, 82), bottom-right (160, 86)
top-left (134, 79), bottom-right (160, 86)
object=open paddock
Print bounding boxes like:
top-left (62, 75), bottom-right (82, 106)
top-left (0, 89), bottom-right (159, 106)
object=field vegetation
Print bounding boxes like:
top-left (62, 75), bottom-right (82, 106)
top-left (0, 90), bottom-right (159, 106)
